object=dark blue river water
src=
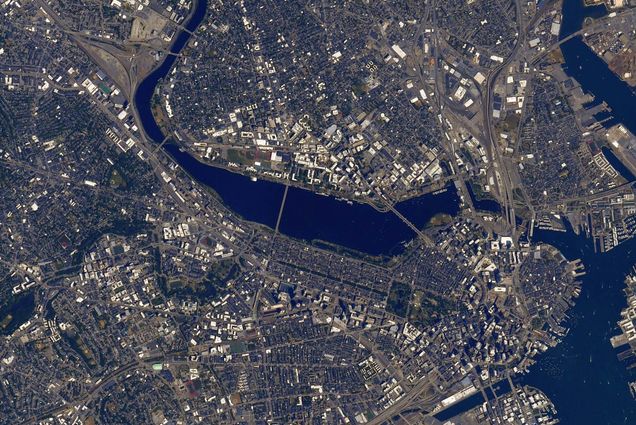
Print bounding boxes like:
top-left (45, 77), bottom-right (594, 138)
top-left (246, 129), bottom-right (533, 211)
top-left (134, 0), bottom-right (461, 256)
top-left (558, 0), bottom-right (636, 135)
top-left (133, 0), bottom-right (636, 422)
top-left (520, 2), bottom-right (636, 424)
top-left (166, 143), bottom-right (460, 255)
top-left (134, 1), bottom-right (209, 143)
top-left (525, 226), bottom-right (636, 425)
top-left (603, 146), bottom-right (636, 182)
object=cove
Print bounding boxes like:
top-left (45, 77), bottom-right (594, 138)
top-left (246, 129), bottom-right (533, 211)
top-left (602, 146), bottom-right (635, 182)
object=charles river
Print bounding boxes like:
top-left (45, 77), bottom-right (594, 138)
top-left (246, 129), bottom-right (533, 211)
top-left (134, 0), bottom-right (636, 423)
